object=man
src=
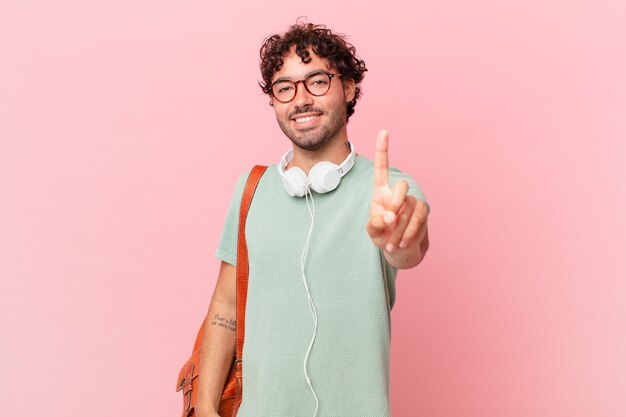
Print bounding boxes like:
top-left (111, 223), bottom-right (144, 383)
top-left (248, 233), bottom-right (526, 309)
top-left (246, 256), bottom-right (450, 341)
top-left (196, 22), bottom-right (430, 417)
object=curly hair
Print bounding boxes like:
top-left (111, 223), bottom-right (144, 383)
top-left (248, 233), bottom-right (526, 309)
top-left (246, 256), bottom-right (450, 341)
top-left (259, 22), bottom-right (368, 121)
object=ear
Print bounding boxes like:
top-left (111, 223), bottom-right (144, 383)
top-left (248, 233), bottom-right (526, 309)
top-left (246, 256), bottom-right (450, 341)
top-left (343, 78), bottom-right (356, 103)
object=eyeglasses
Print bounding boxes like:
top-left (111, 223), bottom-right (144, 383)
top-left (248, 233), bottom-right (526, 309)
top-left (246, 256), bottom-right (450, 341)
top-left (271, 70), bottom-right (341, 103)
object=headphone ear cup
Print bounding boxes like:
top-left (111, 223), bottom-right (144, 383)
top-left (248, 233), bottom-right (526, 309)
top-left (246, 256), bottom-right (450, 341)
top-left (309, 161), bottom-right (341, 194)
top-left (281, 166), bottom-right (308, 197)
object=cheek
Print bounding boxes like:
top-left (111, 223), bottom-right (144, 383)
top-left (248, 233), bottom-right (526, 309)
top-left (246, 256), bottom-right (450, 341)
top-left (319, 91), bottom-right (345, 110)
top-left (273, 105), bottom-right (289, 119)
top-left (333, 86), bottom-right (349, 104)
top-left (272, 102), bottom-right (287, 117)
top-left (328, 95), bottom-right (347, 112)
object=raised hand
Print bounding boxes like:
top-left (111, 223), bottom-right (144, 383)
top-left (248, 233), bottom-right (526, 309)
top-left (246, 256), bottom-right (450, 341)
top-left (366, 130), bottom-right (429, 268)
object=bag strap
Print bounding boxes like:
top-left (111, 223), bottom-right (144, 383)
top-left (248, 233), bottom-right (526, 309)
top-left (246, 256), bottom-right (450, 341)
top-left (235, 165), bottom-right (268, 377)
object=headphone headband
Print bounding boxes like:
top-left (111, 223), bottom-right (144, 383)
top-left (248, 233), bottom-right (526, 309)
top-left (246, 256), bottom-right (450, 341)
top-left (278, 141), bottom-right (356, 197)
top-left (279, 141), bottom-right (355, 178)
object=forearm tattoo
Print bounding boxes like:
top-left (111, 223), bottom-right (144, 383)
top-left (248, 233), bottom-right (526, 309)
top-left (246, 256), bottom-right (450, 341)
top-left (210, 313), bottom-right (236, 332)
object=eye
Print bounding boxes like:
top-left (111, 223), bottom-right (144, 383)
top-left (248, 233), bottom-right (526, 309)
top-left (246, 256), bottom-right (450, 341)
top-left (273, 83), bottom-right (294, 94)
top-left (307, 75), bottom-right (328, 85)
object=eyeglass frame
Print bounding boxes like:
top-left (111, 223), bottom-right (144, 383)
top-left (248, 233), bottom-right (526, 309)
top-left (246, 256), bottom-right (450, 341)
top-left (269, 70), bottom-right (342, 104)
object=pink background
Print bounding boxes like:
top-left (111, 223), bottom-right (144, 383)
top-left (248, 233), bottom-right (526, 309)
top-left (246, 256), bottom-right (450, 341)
top-left (1, 1), bottom-right (625, 416)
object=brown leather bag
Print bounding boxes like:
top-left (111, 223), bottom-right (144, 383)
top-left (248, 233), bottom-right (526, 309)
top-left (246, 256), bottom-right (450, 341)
top-left (176, 165), bottom-right (268, 417)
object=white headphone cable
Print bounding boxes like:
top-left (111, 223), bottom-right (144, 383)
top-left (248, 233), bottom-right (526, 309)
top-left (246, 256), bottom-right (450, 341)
top-left (301, 184), bottom-right (319, 417)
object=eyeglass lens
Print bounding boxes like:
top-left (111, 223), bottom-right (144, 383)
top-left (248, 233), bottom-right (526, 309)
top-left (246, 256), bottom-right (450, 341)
top-left (272, 72), bottom-right (332, 103)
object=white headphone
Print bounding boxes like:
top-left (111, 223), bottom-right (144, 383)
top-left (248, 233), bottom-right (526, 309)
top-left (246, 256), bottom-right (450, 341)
top-left (278, 141), bottom-right (356, 197)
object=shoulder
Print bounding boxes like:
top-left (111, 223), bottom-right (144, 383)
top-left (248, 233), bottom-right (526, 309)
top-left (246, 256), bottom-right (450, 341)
top-left (234, 167), bottom-right (253, 190)
top-left (224, 167), bottom-right (254, 206)
top-left (231, 164), bottom-right (277, 196)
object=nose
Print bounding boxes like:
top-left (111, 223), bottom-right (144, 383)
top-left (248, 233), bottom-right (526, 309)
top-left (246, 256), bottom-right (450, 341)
top-left (292, 80), bottom-right (314, 107)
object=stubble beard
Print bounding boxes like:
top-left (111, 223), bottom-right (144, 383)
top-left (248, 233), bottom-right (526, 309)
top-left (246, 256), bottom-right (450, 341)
top-left (276, 105), bottom-right (347, 152)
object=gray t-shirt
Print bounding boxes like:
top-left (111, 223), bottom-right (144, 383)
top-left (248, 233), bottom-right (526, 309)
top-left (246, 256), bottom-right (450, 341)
top-left (215, 154), bottom-right (430, 417)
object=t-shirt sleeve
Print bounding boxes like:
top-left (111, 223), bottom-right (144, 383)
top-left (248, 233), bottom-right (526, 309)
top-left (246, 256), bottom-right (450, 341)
top-left (214, 169), bottom-right (252, 266)
top-left (388, 166), bottom-right (431, 216)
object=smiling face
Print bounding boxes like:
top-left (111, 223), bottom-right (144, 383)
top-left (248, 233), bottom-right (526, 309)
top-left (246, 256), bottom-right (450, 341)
top-left (271, 45), bottom-right (355, 151)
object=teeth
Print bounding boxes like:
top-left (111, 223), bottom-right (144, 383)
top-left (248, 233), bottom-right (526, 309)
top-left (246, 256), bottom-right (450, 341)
top-left (295, 115), bottom-right (319, 123)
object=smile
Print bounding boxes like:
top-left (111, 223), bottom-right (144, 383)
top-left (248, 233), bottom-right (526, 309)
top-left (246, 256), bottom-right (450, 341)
top-left (294, 115), bottom-right (320, 123)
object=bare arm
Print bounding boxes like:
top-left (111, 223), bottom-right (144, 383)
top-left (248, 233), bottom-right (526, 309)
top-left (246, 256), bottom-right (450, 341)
top-left (195, 261), bottom-right (237, 417)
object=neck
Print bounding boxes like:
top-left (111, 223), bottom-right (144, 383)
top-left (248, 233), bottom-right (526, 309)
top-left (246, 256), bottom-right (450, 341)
top-left (287, 131), bottom-right (352, 174)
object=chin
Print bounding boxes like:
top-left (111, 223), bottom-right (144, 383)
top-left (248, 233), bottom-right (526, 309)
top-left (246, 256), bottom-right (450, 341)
top-left (289, 131), bottom-right (333, 151)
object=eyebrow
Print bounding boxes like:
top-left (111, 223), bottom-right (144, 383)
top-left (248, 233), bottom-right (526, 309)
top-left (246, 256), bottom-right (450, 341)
top-left (272, 69), bottom-right (328, 84)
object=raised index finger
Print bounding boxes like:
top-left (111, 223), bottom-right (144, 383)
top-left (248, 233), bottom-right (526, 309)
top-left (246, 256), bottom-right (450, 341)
top-left (374, 130), bottom-right (389, 187)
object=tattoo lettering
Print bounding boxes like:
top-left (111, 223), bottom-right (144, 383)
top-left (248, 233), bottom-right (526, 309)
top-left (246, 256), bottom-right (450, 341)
top-left (210, 313), bottom-right (236, 332)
